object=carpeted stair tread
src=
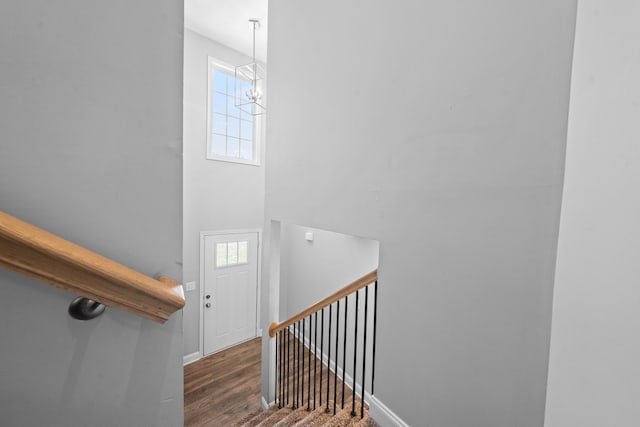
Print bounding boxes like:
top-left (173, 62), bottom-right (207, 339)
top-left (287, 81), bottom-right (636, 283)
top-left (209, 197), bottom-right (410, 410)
top-left (318, 404), bottom-right (358, 427)
top-left (254, 407), bottom-right (294, 427)
top-left (234, 406), bottom-right (278, 427)
top-left (293, 403), bottom-right (334, 426)
top-left (292, 400), bottom-right (342, 426)
top-left (345, 404), bottom-right (375, 427)
top-left (271, 405), bottom-right (312, 427)
top-left (231, 409), bottom-right (266, 427)
top-left (233, 401), bottom-right (378, 427)
top-left (352, 417), bottom-right (378, 427)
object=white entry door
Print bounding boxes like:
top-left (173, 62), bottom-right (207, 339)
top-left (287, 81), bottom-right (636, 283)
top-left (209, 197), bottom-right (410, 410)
top-left (203, 232), bottom-right (258, 356)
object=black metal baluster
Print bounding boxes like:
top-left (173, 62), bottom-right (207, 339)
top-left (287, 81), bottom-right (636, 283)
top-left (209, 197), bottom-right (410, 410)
top-left (293, 324), bottom-right (296, 408)
top-left (325, 304), bottom-right (332, 413)
top-left (333, 299), bottom-right (340, 415)
top-left (286, 326), bottom-right (290, 406)
top-left (301, 318), bottom-right (305, 408)
top-left (280, 331), bottom-right (286, 407)
top-left (273, 335), bottom-right (278, 402)
top-left (361, 286), bottom-right (369, 419)
top-left (372, 280), bottom-right (378, 395)
top-left (289, 326), bottom-right (292, 407)
top-left (351, 290), bottom-right (359, 417)
top-left (319, 308), bottom-right (324, 407)
top-left (296, 320), bottom-right (300, 408)
top-left (278, 330), bottom-right (281, 407)
top-left (275, 332), bottom-right (278, 407)
top-left (291, 324), bottom-right (298, 409)
top-left (280, 330), bottom-right (284, 407)
top-left (291, 325), bottom-right (294, 407)
top-left (307, 315), bottom-right (312, 411)
top-left (341, 295), bottom-right (348, 409)
top-left (314, 311), bottom-right (318, 409)
top-left (298, 320), bottom-right (303, 408)
top-left (286, 326), bottom-right (291, 405)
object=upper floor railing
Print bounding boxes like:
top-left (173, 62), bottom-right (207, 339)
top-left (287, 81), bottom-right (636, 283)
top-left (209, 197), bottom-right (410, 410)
top-left (270, 270), bottom-right (378, 420)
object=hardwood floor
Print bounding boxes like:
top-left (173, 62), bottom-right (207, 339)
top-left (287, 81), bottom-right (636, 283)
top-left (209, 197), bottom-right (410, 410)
top-left (184, 333), bottom-right (361, 426)
top-left (184, 338), bottom-right (262, 427)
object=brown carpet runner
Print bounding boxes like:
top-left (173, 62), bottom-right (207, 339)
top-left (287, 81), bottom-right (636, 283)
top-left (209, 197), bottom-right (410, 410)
top-left (231, 401), bottom-right (378, 427)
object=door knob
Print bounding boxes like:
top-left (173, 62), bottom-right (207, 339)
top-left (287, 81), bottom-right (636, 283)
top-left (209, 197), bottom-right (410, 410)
top-left (206, 295), bottom-right (211, 299)
top-left (205, 303), bottom-right (211, 308)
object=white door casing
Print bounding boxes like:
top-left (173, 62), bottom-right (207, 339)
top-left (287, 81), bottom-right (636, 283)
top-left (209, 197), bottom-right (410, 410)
top-left (201, 230), bottom-right (260, 356)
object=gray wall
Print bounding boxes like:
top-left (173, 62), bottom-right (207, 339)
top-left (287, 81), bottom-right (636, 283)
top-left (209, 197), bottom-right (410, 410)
top-left (262, 1), bottom-right (577, 426)
top-left (183, 28), bottom-right (266, 358)
top-left (0, 1), bottom-right (184, 426)
top-left (544, 2), bottom-right (640, 426)
top-left (279, 223), bottom-right (379, 319)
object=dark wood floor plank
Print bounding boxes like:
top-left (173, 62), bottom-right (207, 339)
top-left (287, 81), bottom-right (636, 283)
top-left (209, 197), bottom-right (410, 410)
top-left (184, 333), bottom-right (364, 426)
top-left (184, 338), bottom-right (263, 427)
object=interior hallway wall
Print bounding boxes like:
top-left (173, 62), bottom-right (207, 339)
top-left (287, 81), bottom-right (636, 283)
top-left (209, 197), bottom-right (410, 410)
top-left (262, 1), bottom-right (577, 426)
top-left (279, 224), bottom-right (379, 319)
top-left (183, 28), bottom-right (266, 358)
top-left (544, 2), bottom-right (640, 426)
top-left (279, 224), bottom-right (379, 396)
top-left (0, 0), bottom-right (184, 425)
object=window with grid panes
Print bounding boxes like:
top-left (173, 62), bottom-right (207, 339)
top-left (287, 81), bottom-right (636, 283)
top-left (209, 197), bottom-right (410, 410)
top-left (215, 240), bottom-right (249, 268)
top-left (207, 60), bottom-right (258, 164)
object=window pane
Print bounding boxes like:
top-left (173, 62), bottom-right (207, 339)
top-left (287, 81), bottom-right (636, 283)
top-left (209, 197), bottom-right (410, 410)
top-left (227, 95), bottom-right (241, 118)
top-left (216, 243), bottom-right (227, 267)
top-left (238, 241), bottom-right (248, 264)
top-left (240, 120), bottom-right (253, 141)
top-left (240, 140), bottom-right (253, 160)
top-left (227, 137), bottom-right (240, 158)
top-left (240, 79), bottom-right (252, 96)
top-left (240, 104), bottom-right (254, 119)
top-left (212, 92), bottom-right (226, 113)
top-left (227, 117), bottom-right (240, 138)
top-left (212, 113), bottom-right (227, 134)
top-left (212, 134), bottom-right (226, 156)
top-left (234, 79), bottom-right (246, 101)
top-left (232, 76), bottom-right (242, 100)
top-left (213, 70), bottom-right (228, 94)
top-left (208, 65), bottom-right (257, 165)
top-left (228, 242), bottom-right (238, 265)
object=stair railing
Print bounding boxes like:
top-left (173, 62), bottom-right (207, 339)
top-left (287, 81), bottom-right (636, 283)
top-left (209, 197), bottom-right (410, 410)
top-left (269, 270), bottom-right (378, 419)
top-left (0, 211), bottom-right (184, 323)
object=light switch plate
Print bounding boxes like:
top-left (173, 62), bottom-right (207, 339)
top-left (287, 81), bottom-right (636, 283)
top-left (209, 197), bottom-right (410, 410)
top-left (185, 281), bottom-right (197, 291)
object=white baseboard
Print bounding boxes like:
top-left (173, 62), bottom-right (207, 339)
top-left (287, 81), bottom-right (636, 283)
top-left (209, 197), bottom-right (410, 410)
top-left (275, 329), bottom-right (409, 426)
top-left (261, 396), bottom-right (270, 411)
top-left (369, 395), bottom-right (410, 427)
top-left (183, 351), bottom-right (201, 366)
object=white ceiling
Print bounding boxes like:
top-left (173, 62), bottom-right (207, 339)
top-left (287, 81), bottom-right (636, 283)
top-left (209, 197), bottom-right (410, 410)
top-left (185, 0), bottom-right (269, 63)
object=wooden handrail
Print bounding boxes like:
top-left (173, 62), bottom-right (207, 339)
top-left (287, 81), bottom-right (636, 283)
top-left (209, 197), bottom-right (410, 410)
top-left (269, 269), bottom-right (377, 337)
top-left (0, 211), bottom-right (185, 323)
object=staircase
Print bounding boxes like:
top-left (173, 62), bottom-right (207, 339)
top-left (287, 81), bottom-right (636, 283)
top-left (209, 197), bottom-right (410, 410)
top-left (232, 401), bottom-right (377, 427)
top-left (266, 271), bottom-right (380, 427)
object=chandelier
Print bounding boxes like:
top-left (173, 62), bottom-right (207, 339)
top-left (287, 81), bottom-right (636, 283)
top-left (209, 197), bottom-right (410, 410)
top-left (235, 19), bottom-right (266, 116)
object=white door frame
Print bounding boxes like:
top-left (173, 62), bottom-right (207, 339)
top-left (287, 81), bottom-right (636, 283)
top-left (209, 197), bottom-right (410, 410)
top-left (199, 228), bottom-right (263, 359)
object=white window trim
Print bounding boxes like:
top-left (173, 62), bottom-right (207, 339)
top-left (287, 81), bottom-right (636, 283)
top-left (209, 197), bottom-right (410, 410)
top-left (206, 56), bottom-right (262, 166)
